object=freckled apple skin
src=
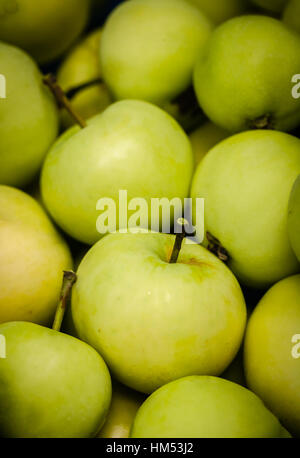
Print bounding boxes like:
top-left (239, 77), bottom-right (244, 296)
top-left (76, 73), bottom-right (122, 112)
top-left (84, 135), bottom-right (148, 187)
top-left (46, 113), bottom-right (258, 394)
top-left (0, 186), bottom-right (73, 325)
top-left (71, 232), bottom-right (247, 394)
top-left (288, 176), bottom-right (300, 262)
top-left (244, 275), bottom-right (300, 437)
top-left (98, 382), bottom-right (145, 438)
top-left (41, 100), bottom-right (194, 245)
top-left (191, 130), bottom-right (300, 289)
top-left (0, 0), bottom-right (91, 64)
top-left (130, 376), bottom-right (288, 438)
top-left (100, 0), bottom-right (212, 105)
top-left (0, 321), bottom-right (112, 438)
top-left (0, 42), bottom-right (59, 188)
top-left (194, 15), bottom-right (300, 133)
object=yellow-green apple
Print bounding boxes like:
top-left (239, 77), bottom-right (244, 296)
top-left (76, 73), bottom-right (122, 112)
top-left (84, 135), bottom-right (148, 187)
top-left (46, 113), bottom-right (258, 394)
top-left (98, 382), bottom-right (145, 438)
top-left (71, 231), bottom-right (247, 394)
top-left (0, 320), bottom-right (111, 438)
top-left (100, 0), bottom-right (212, 105)
top-left (130, 376), bottom-right (289, 438)
top-left (194, 15), bottom-right (300, 133)
top-left (244, 275), bottom-right (300, 437)
top-left (0, 185), bottom-right (72, 325)
top-left (288, 176), bottom-right (300, 262)
top-left (189, 121), bottom-right (229, 168)
top-left (186, 0), bottom-right (249, 25)
top-left (41, 100), bottom-right (194, 245)
top-left (57, 28), bottom-right (112, 129)
top-left (0, 0), bottom-right (91, 64)
top-left (191, 130), bottom-right (300, 288)
top-left (283, 0), bottom-right (300, 34)
top-left (0, 42), bottom-right (58, 188)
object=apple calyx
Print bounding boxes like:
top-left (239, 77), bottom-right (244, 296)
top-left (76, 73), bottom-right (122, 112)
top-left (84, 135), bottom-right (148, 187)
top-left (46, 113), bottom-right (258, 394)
top-left (65, 78), bottom-right (104, 99)
top-left (169, 218), bottom-right (190, 264)
top-left (43, 74), bottom-right (87, 128)
top-left (207, 232), bottom-right (229, 263)
top-left (249, 114), bottom-right (274, 130)
top-left (52, 270), bottom-right (77, 332)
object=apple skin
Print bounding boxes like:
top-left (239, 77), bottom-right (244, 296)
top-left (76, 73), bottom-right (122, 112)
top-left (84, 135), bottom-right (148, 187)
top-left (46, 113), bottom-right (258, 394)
top-left (288, 176), bottom-right (300, 262)
top-left (283, 0), bottom-right (300, 34)
top-left (0, 42), bottom-right (59, 188)
top-left (41, 100), bottom-right (194, 245)
top-left (251, 0), bottom-right (287, 13)
top-left (0, 0), bottom-right (91, 64)
top-left (193, 15), bottom-right (300, 133)
top-left (130, 376), bottom-right (288, 438)
top-left (98, 382), bottom-right (145, 438)
top-left (71, 232), bottom-right (247, 394)
top-left (191, 130), bottom-right (300, 289)
top-left (0, 186), bottom-right (73, 325)
top-left (186, 0), bottom-right (249, 25)
top-left (244, 275), bottom-right (300, 437)
top-left (0, 321), bottom-right (112, 438)
top-left (100, 0), bottom-right (212, 105)
top-left (57, 28), bottom-right (112, 129)
top-left (189, 121), bottom-right (229, 168)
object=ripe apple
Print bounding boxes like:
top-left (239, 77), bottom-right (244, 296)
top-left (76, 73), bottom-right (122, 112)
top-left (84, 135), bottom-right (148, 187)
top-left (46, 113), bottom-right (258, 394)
top-left (251, 0), bottom-right (287, 12)
top-left (0, 185), bottom-right (72, 325)
top-left (0, 321), bottom-right (111, 438)
top-left (71, 231), bottom-right (247, 394)
top-left (193, 15), bottom-right (300, 133)
top-left (244, 275), bottom-right (300, 437)
top-left (98, 382), bottom-right (145, 438)
top-left (130, 376), bottom-right (289, 438)
top-left (57, 28), bottom-right (112, 129)
top-left (283, 0), bottom-right (300, 34)
top-left (191, 130), bottom-right (300, 288)
top-left (189, 121), bottom-right (229, 168)
top-left (186, 0), bottom-right (249, 25)
top-left (288, 176), bottom-right (300, 262)
top-left (100, 0), bottom-right (212, 105)
top-left (0, 42), bottom-right (59, 188)
top-left (0, 0), bottom-right (91, 64)
top-left (41, 100), bottom-right (194, 245)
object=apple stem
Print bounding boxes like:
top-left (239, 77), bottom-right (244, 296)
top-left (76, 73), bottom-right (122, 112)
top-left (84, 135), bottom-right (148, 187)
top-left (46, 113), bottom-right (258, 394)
top-left (207, 232), bottom-right (229, 263)
top-left (250, 114), bottom-right (273, 130)
top-left (43, 74), bottom-right (87, 128)
top-left (52, 270), bottom-right (77, 332)
top-left (66, 78), bottom-right (104, 99)
top-left (169, 218), bottom-right (190, 264)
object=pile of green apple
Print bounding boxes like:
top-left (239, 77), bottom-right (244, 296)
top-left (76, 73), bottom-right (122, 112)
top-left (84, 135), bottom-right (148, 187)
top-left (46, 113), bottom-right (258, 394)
top-left (0, 0), bottom-right (299, 439)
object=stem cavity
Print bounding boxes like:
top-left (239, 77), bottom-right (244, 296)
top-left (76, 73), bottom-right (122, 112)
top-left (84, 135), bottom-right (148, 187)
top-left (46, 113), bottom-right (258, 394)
top-left (207, 232), bottom-right (229, 263)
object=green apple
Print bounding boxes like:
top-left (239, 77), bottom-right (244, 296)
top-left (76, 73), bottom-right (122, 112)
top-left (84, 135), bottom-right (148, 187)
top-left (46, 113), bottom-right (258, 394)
top-left (283, 0), bottom-right (300, 34)
top-left (251, 0), bottom-right (287, 12)
top-left (194, 15), bottom-right (300, 133)
top-left (98, 382), bottom-right (145, 438)
top-left (100, 0), bottom-right (212, 105)
top-left (288, 176), bottom-right (300, 261)
top-left (0, 0), bottom-right (91, 64)
top-left (41, 100), bottom-right (194, 245)
top-left (57, 28), bottom-right (112, 129)
top-left (189, 121), bottom-right (229, 168)
top-left (0, 321), bottom-right (111, 438)
top-left (191, 130), bottom-right (300, 288)
top-left (186, 0), bottom-right (249, 25)
top-left (244, 275), bottom-right (300, 437)
top-left (130, 376), bottom-right (288, 438)
top-left (71, 231), bottom-right (246, 394)
top-left (0, 42), bottom-right (59, 188)
top-left (0, 185), bottom-right (72, 325)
